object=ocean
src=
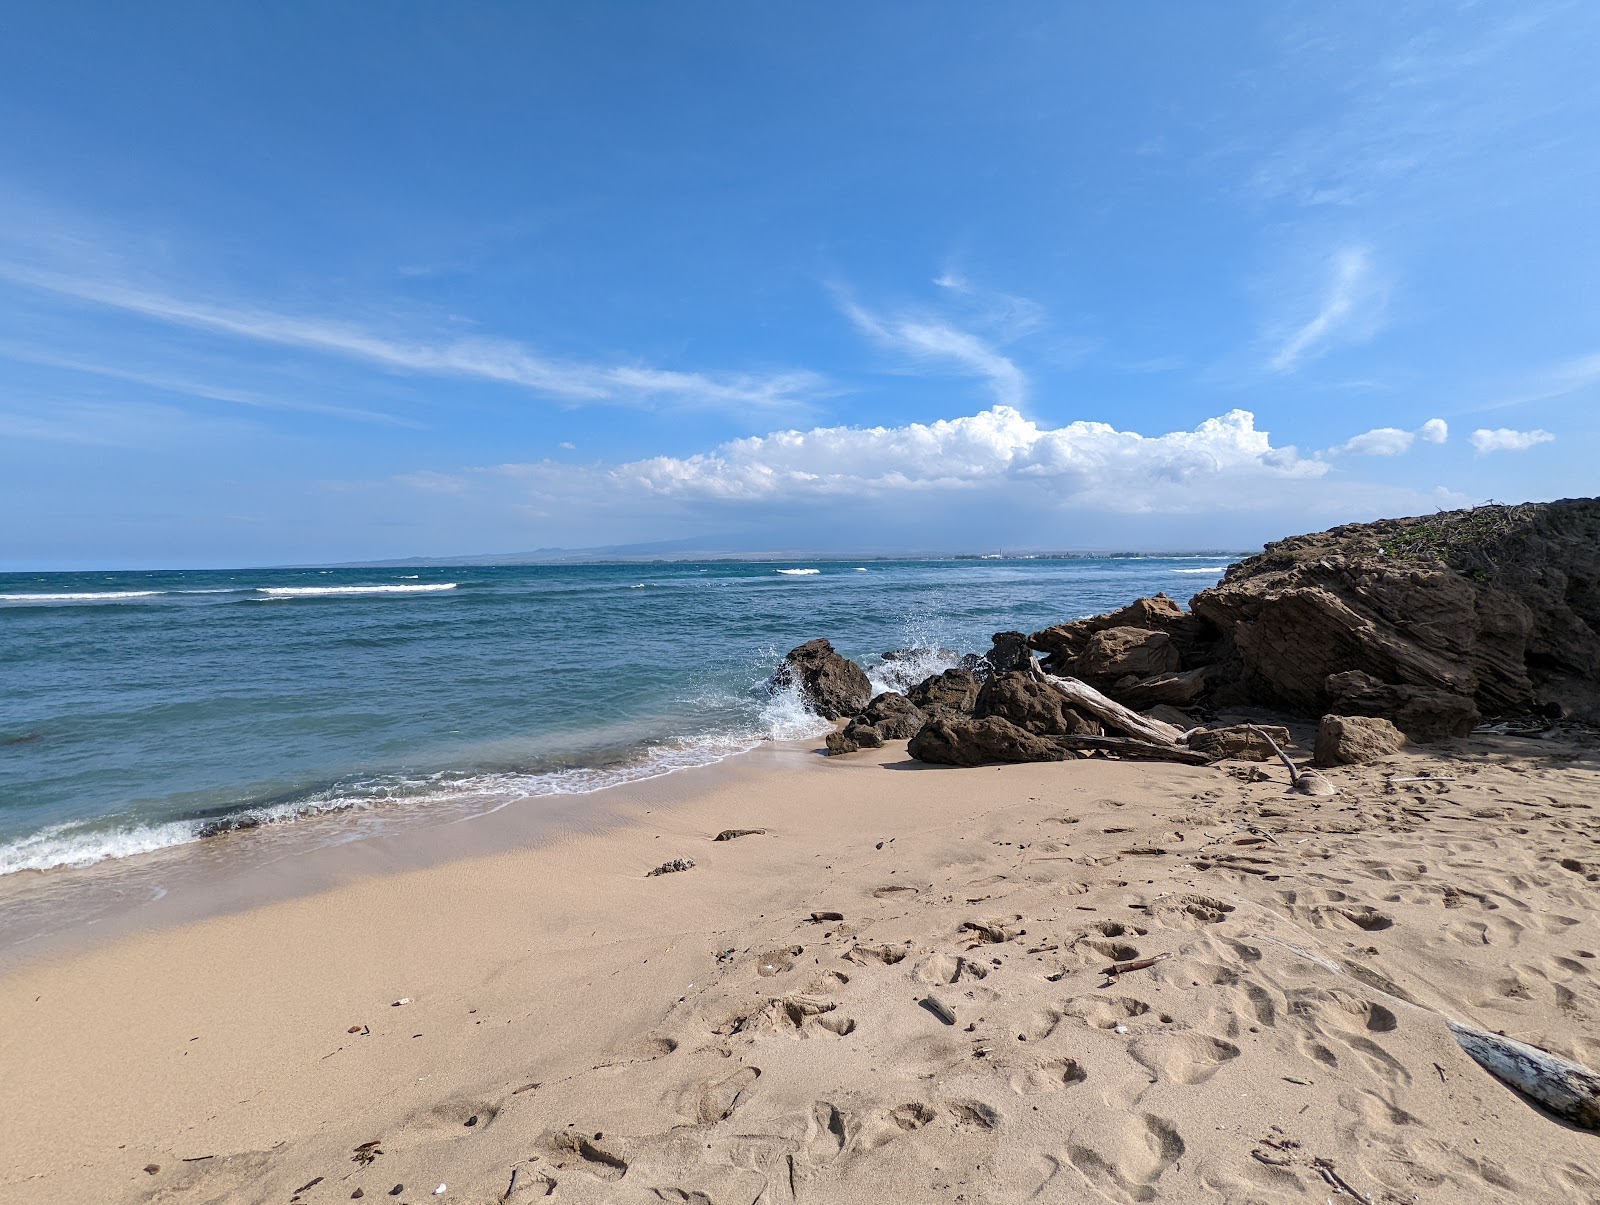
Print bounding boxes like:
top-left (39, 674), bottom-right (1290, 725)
top-left (0, 557), bottom-right (1235, 881)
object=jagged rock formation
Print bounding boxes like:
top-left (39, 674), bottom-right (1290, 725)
top-left (773, 639), bottom-right (872, 720)
top-left (823, 499), bottom-right (1599, 765)
top-left (1192, 498), bottom-right (1600, 730)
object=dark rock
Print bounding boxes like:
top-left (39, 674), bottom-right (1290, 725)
top-left (1192, 499), bottom-right (1600, 723)
top-left (1313, 714), bottom-right (1407, 767)
top-left (858, 691), bottom-right (926, 739)
top-left (907, 715), bottom-right (1067, 766)
top-left (1324, 671), bottom-right (1478, 741)
top-left (1186, 724), bottom-right (1292, 762)
top-left (907, 668), bottom-right (981, 715)
top-left (773, 638), bottom-right (873, 719)
top-left (825, 718), bottom-right (886, 755)
top-left (1029, 594), bottom-right (1208, 675)
top-left (196, 813), bottom-right (265, 840)
top-left (1078, 627), bottom-right (1183, 681)
top-left (974, 672), bottom-right (1099, 737)
top-left (985, 631), bottom-right (1035, 674)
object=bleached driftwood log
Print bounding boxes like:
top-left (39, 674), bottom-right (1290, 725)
top-left (1449, 1020), bottom-right (1600, 1129)
top-left (1247, 723), bottom-right (1337, 796)
top-left (1052, 734), bottom-right (1211, 765)
top-left (1044, 675), bottom-right (1186, 744)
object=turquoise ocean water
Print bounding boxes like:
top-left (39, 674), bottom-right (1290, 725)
top-left (0, 558), bottom-right (1234, 879)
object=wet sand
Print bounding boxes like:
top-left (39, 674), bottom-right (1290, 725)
top-left (2, 724), bottom-right (1599, 1203)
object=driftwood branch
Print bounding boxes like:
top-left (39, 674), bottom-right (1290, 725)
top-left (1051, 734), bottom-right (1210, 765)
top-left (1449, 1021), bottom-right (1600, 1129)
top-left (1044, 675), bottom-right (1186, 744)
top-left (1247, 724), bottom-right (1336, 795)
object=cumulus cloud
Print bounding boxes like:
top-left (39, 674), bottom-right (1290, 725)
top-left (1269, 246), bottom-right (1385, 373)
top-left (1470, 427), bottom-right (1555, 453)
top-left (540, 406), bottom-right (1325, 515)
top-left (1333, 417), bottom-right (1449, 456)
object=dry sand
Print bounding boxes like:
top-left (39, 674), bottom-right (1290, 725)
top-left (2, 723), bottom-right (1599, 1204)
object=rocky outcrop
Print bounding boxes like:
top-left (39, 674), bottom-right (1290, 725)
top-left (1192, 499), bottom-right (1600, 727)
top-left (1314, 715), bottom-right (1407, 767)
top-left (1029, 594), bottom-right (1209, 676)
top-left (1012, 500), bottom-right (1600, 739)
top-left (774, 639), bottom-right (872, 720)
top-left (908, 668), bottom-right (981, 716)
top-left (907, 715), bottom-right (1066, 766)
top-left (974, 672), bottom-right (1099, 737)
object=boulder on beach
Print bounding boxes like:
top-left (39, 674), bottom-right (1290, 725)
top-left (859, 691), bottom-right (926, 739)
top-left (773, 638), bottom-right (872, 720)
top-left (907, 667), bottom-right (981, 716)
top-left (974, 671), bottom-right (1099, 737)
top-left (1077, 626), bottom-right (1182, 681)
top-left (1186, 724), bottom-right (1291, 763)
top-left (907, 714), bottom-right (1066, 766)
top-left (825, 692), bottom-right (927, 755)
top-left (1314, 714), bottom-right (1407, 767)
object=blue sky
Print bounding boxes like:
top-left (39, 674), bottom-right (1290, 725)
top-left (2, 2), bottom-right (1596, 568)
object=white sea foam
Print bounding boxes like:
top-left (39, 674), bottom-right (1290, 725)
top-left (257, 583), bottom-right (458, 597)
top-left (757, 677), bottom-right (835, 740)
top-left (0, 819), bottom-right (200, 874)
top-left (0, 590), bottom-right (165, 603)
top-left (1170, 567), bottom-right (1230, 574)
top-left (854, 567), bottom-right (868, 571)
top-left (776, 568), bottom-right (821, 576)
top-left (867, 647), bottom-right (961, 696)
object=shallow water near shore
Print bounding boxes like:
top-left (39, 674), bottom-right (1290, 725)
top-left (0, 557), bottom-right (1233, 915)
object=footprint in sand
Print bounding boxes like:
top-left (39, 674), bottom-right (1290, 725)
top-left (755, 946), bottom-right (804, 977)
top-left (913, 951), bottom-right (990, 985)
top-left (545, 1131), bottom-right (628, 1181)
top-left (1065, 1113), bottom-right (1186, 1203)
top-left (1063, 995), bottom-right (1154, 1030)
top-left (1008, 1056), bottom-right (1088, 1094)
top-left (856, 1103), bottom-right (937, 1152)
top-left (947, 1100), bottom-right (1001, 1130)
top-left (872, 884), bottom-right (919, 899)
top-left (675, 1065), bottom-right (762, 1124)
top-left (1129, 1033), bottom-right (1241, 1085)
top-left (844, 942), bottom-right (908, 966)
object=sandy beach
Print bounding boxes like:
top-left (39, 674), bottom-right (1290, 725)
top-left (3, 721), bottom-right (1598, 1204)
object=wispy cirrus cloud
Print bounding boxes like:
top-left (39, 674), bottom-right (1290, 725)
top-left (1268, 246), bottom-right (1384, 373)
top-left (0, 264), bottom-right (827, 414)
top-left (838, 294), bottom-right (1028, 407)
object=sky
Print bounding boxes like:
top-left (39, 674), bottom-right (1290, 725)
top-left (2, 2), bottom-right (1597, 569)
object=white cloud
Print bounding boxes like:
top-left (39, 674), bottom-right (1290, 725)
top-left (0, 266), bottom-right (825, 414)
top-left (1336, 426), bottom-right (1414, 456)
top-left (840, 299), bottom-right (1027, 407)
top-left (558, 441), bottom-right (576, 450)
top-left (574, 405), bottom-right (1329, 512)
top-left (1269, 246), bottom-right (1384, 373)
top-left (1333, 416), bottom-right (1448, 456)
top-left (1470, 427), bottom-right (1555, 453)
